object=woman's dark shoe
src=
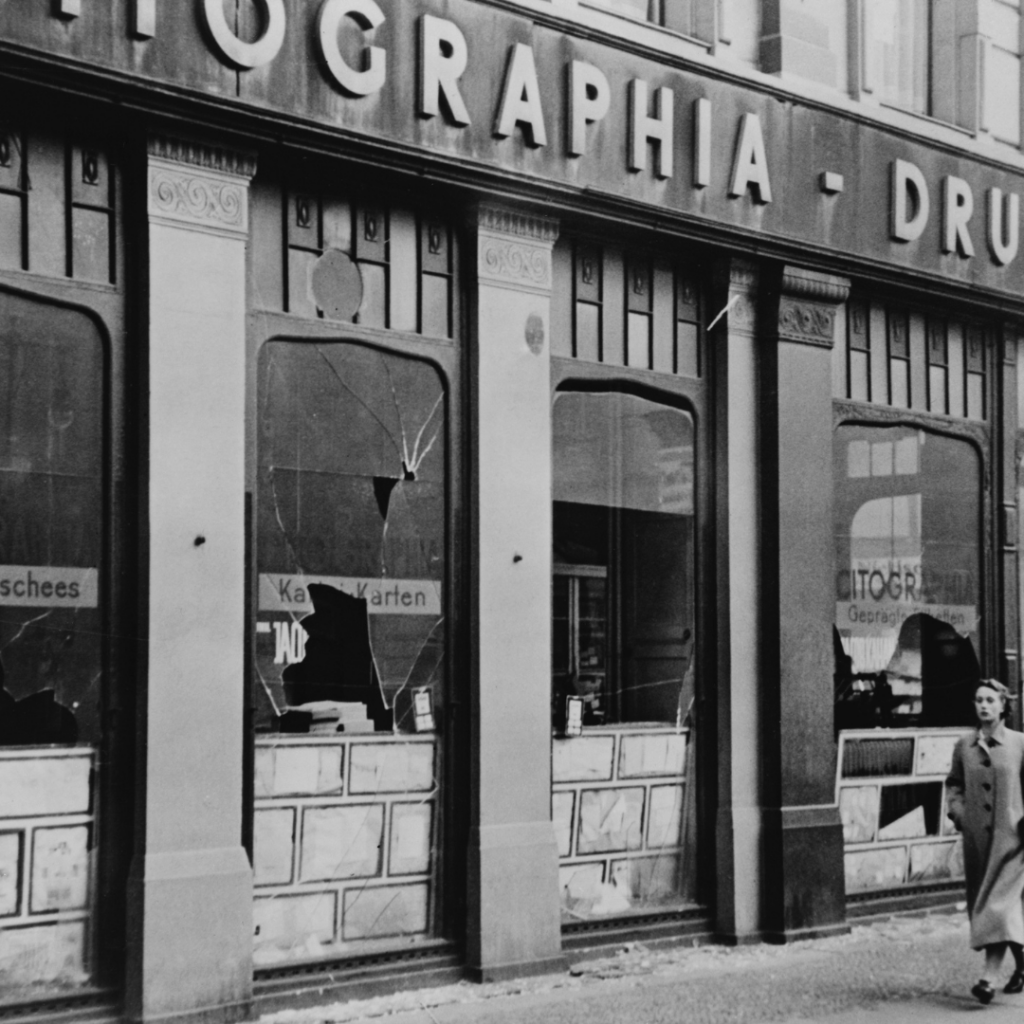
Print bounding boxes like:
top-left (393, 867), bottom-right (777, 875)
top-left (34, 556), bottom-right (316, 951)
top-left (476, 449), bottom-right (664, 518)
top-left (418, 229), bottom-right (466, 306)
top-left (972, 980), bottom-right (996, 1004)
top-left (1005, 969), bottom-right (1024, 994)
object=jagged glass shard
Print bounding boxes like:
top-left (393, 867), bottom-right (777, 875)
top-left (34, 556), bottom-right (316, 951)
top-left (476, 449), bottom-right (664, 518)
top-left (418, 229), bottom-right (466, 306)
top-left (256, 340), bottom-right (446, 734)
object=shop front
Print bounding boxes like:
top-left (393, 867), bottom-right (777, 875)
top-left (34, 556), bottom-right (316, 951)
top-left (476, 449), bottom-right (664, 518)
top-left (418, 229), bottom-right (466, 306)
top-left (2, 0), bottom-right (1024, 1021)
top-left (831, 295), bottom-right (1012, 905)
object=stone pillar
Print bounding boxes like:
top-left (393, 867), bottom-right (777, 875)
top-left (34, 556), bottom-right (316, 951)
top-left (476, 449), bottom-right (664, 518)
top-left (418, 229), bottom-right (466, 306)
top-left (125, 137), bottom-right (255, 1024)
top-left (760, 266), bottom-right (850, 942)
top-left (465, 204), bottom-right (565, 982)
top-left (712, 260), bottom-right (765, 944)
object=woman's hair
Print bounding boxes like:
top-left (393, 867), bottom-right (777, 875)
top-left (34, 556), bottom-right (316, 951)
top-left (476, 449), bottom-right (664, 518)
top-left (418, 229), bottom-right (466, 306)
top-left (975, 679), bottom-right (1015, 711)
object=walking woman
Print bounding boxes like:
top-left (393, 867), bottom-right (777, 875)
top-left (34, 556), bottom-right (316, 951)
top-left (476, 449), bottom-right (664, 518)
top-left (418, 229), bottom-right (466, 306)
top-left (947, 679), bottom-right (1024, 1004)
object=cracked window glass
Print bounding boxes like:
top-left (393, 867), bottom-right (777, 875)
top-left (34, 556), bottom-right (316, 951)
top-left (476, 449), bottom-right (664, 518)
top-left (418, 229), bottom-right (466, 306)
top-left (552, 390), bottom-right (697, 920)
top-left (0, 294), bottom-right (103, 747)
top-left (256, 340), bottom-right (446, 734)
top-left (253, 340), bottom-right (445, 962)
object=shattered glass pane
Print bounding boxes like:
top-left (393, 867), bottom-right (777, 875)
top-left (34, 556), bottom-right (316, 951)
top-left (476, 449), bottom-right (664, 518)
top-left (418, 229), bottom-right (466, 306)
top-left (255, 339), bottom-right (446, 735)
top-left (551, 391), bottom-right (697, 921)
top-left (253, 339), bottom-right (445, 961)
top-left (0, 293), bottom-right (103, 746)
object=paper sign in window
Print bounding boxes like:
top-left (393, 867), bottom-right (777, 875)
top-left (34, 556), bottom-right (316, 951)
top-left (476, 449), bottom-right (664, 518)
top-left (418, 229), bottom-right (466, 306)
top-left (0, 566), bottom-right (98, 608)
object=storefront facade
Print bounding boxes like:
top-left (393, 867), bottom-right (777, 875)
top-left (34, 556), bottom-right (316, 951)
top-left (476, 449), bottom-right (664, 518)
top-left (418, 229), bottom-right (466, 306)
top-left (0, 0), bottom-right (1022, 1020)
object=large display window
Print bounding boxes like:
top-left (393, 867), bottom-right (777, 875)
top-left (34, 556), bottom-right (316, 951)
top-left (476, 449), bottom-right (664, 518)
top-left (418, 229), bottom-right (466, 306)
top-left (0, 294), bottom-right (106, 1000)
top-left (833, 424), bottom-right (982, 731)
top-left (552, 388), bottom-right (698, 921)
top-left (251, 339), bottom-right (447, 963)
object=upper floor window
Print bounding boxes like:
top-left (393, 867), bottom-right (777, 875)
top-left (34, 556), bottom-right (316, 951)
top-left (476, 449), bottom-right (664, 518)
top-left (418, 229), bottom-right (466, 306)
top-left (863, 0), bottom-right (930, 114)
top-left (981, 0), bottom-right (1022, 145)
top-left (583, 0), bottom-right (696, 34)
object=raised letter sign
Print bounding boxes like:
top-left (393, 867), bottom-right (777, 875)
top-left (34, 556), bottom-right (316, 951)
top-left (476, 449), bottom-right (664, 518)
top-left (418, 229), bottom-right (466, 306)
top-left (628, 80), bottom-right (674, 179)
top-left (728, 113), bottom-right (771, 203)
top-left (568, 61), bottom-right (610, 157)
top-left (202, 0), bottom-right (285, 69)
top-left (988, 187), bottom-right (1020, 266)
top-left (890, 160), bottom-right (929, 242)
top-left (942, 176), bottom-right (975, 257)
top-left (694, 97), bottom-right (711, 188)
top-left (318, 0), bottom-right (386, 97)
top-left (418, 15), bottom-right (471, 126)
top-left (495, 44), bottom-right (547, 148)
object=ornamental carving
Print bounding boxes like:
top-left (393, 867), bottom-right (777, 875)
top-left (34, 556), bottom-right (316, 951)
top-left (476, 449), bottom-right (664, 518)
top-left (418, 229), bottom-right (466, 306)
top-left (725, 291), bottom-right (756, 333)
top-left (477, 205), bottom-right (559, 244)
top-left (148, 165), bottom-right (247, 233)
top-left (147, 136), bottom-right (257, 179)
top-left (479, 238), bottom-right (552, 289)
top-left (777, 296), bottom-right (836, 348)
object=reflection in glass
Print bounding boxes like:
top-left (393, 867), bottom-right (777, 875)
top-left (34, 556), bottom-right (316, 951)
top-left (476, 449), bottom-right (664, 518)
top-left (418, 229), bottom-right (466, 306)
top-left (833, 425), bottom-right (981, 730)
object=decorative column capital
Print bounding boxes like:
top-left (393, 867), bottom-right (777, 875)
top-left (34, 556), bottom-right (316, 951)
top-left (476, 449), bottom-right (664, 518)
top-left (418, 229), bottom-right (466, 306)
top-left (776, 266), bottom-right (850, 350)
top-left (147, 135), bottom-right (257, 238)
top-left (473, 203), bottom-right (559, 295)
top-left (720, 257), bottom-right (759, 337)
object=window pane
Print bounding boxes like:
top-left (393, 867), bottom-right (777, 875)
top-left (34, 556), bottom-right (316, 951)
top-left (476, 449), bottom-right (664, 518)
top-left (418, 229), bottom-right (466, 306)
top-left (420, 273), bottom-right (450, 338)
top-left (890, 359), bottom-right (910, 408)
top-left (834, 426), bottom-right (981, 730)
top-left (71, 208), bottom-right (111, 284)
top-left (0, 295), bottom-right (104, 745)
top-left (966, 372), bottom-right (985, 420)
top-left (928, 366), bottom-right (947, 415)
top-left (287, 248), bottom-right (318, 317)
top-left (576, 302), bottom-right (601, 362)
top-left (553, 391), bottom-right (693, 514)
top-left (358, 262), bottom-right (387, 328)
top-left (256, 341), bottom-right (446, 734)
top-left (627, 312), bottom-right (651, 369)
top-left (986, 45), bottom-right (1022, 144)
top-left (676, 321), bottom-right (699, 378)
top-left (850, 350), bottom-right (870, 402)
top-left (0, 194), bottom-right (22, 271)
top-left (865, 0), bottom-right (929, 113)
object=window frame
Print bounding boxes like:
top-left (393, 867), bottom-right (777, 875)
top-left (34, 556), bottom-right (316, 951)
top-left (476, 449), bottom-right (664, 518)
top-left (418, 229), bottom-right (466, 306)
top-left (833, 398), bottom-right (996, 714)
top-left (551, 338), bottom-right (712, 906)
top-left (244, 168), bottom-right (468, 959)
top-left (0, 130), bottom-right (130, 997)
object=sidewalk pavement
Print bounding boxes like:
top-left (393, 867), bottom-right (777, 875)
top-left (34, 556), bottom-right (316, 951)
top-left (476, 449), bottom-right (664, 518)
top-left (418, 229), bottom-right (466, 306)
top-left (262, 910), bottom-right (1024, 1024)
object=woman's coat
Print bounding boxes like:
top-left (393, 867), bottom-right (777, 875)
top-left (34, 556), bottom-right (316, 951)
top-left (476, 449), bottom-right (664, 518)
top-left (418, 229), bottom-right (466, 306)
top-left (947, 722), bottom-right (1024, 949)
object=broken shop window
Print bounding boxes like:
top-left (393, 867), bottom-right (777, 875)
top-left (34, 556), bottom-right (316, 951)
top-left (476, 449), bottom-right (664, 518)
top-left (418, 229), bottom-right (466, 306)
top-left (0, 294), bottom-right (104, 746)
top-left (833, 425), bottom-right (982, 731)
top-left (255, 340), bottom-right (446, 737)
top-left (551, 391), bottom-right (699, 920)
top-left (252, 340), bottom-right (445, 962)
top-left (551, 390), bottom-right (696, 729)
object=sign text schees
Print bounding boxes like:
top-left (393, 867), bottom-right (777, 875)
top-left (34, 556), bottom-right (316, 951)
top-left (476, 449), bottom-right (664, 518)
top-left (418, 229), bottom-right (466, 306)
top-left (0, 566), bottom-right (99, 608)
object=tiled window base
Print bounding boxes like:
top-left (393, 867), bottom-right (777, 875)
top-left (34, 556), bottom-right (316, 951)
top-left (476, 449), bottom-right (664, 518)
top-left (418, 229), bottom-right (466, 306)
top-left (553, 726), bottom-right (694, 921)
top-left (837, 728), bottom-right (966, 894)
top-left (0, 748), bottom-right (95, 998)
top-left (253, 735), bottom-right (438, 965)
